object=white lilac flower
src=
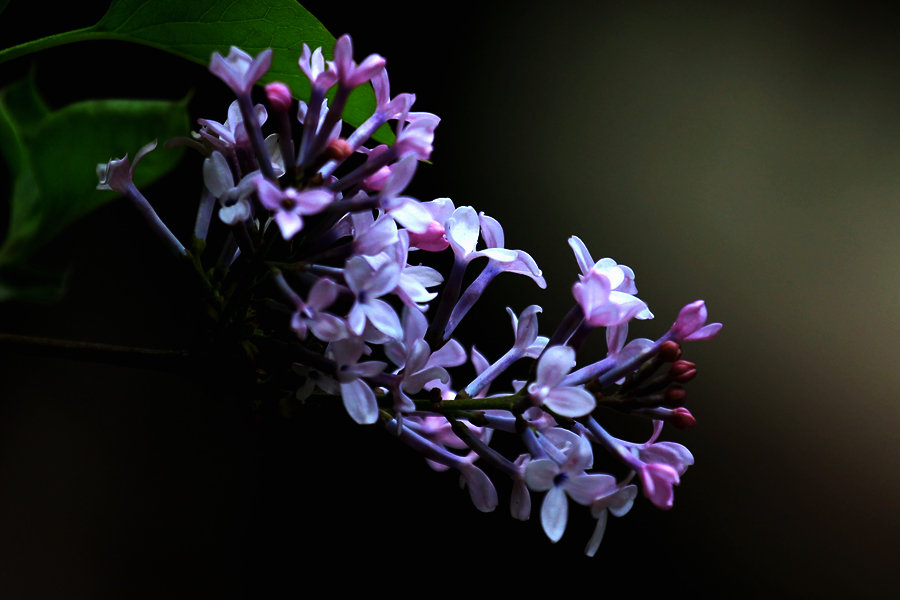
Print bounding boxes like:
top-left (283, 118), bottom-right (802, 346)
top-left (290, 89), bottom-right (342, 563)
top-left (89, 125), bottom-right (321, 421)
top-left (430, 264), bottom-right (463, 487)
top-left (348, 208), bottom-right (399, 257)
top-left (377, 154), bottom-right (433, 233)
top-left (573, 268), bottom-right (650, 328)
top-left (406, 197), bottom-right (455, 252)
top-left (327, 338), bottom-right (387, 425)
top-left (209, 46), bottom-right (273, 97)
top-left (255, 178), bottom-right (334, 239)
top-left (569, 235), bottom-right (653, 322)
top-left (367, 230), bottom-right (443, 311)
top-left (331, 34), bottom-right (386, 89)
top-left (584, 483), bottom-right (638, 557)
top-left (298, 43), bottom-right (339, 94)
top-left (343, 256), bottom-right (403, 339)
top-left (669, 300), bottom-right (723, 342)
top-left (525, 428), bottom-right (617, 542)
top-left (297, 98), bottom-right (342, 154)
top-left (286, 277), bottom-right (347, 342)
top-left (202, 151), bottom-right (258, 225)
top-left (197, 100), bottom-right (267, 153)
top-left (96, 139), bottom-right (157, 194)
top-left (527, 345), bottom-right (596, 418)
top-left (463, 305), bottom-right (547, 398)
top-left (385, 307), bottom-right (465, 395)
top-left (478, 212), bottom-right (546, 288)
top-left (394, 111), bottom-right (440, 161)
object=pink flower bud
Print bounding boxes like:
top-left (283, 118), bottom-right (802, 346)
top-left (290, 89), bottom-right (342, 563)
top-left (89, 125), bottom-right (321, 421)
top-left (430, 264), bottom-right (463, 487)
top-left (669, 360), bottom-right (697, 383)
top-left (265, 82), bottom-right (293, 112)
top-left (324, 137), bottom-right (354, 162)
top-left (670, 407), bottom-right (697, 429)
top-left (664, 386), bottom-right (687, 406)
top-left (658, 340), bottom-right (682, 362)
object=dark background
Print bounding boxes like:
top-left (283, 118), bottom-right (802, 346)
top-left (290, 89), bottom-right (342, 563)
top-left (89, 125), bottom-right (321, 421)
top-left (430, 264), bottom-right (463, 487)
top-left (1, 1), bottom-right (899, 597)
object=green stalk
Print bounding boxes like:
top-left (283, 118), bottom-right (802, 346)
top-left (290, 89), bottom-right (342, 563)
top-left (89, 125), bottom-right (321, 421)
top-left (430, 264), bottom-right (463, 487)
top-left (0, 28), bottom-right (109, 64)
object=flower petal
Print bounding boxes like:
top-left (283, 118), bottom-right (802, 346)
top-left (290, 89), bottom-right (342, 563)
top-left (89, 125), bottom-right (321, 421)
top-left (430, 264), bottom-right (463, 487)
top-left (540, 486), bottom-right (569, 543)
top-left (545, 386), bottom-right (596, 418)
top-left (340, 379), bottom-right (378, 425)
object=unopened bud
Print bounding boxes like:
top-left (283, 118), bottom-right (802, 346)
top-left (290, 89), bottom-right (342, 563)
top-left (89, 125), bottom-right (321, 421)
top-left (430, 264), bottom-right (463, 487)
top-left (265, 82), bottom-right (293, 112)
top-left (670, 407), bottom-right (696, 429)
top-left (324, 137), bottom-right (354, 161)
top-left (664, 386), bottom-right (687, 406)
top-left (669, 360), bottom-right (697, 383)
top-left (658, 340), bottom-right (682, 362)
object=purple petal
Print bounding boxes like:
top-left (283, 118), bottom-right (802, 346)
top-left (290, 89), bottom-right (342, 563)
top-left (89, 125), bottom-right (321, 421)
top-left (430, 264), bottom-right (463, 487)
top-left (510, 478), bottom-right (532, 521)
top-left (540, 486), bottom-right (569, 543)
top-left (568, 235), bottom-right (595, 276)
top-left (685, 321), bottom-right (723, 341)
top-left (478, 212), bottom-right (505, 249)
top-left (565, 473), bottom-right (617, 506)
top-left (275, 212), bottom-right (303, 240)
top-left (446, 206), bottom-right (480, 258)
top-left (640, 463), bottom-right (680, 510)
top-left (535, 345), bottom-right (576, 388)
top-left (364, 299), bottom-right (403, 339)
top-left (307, 277), bottom-right (339, 310)
top-left (545, 386), bottom-right (596, 418)
top-left (297, 188), bottom-right (334, 215)
top-left (308, 313), bottom-right (347, 342)
top-left (524, 458), bottom-right (558, 492)
top-left (459, 464), bottom-right (498, 513)
top-left (584, 509), bottom-right (608, 557)
top-left (340, 379), bottom-right (378, 425)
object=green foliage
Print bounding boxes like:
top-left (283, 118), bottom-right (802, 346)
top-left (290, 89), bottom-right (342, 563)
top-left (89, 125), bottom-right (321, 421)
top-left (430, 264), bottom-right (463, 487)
top-left (0, 1), bottom-right (388, 144)
top-left (0, 74), bottom-right (189, 301)
top-left (0, 0), bottom-right (394, 302)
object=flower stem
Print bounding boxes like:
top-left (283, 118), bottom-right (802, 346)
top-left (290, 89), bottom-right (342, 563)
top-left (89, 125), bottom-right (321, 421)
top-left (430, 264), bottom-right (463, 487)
top-left (0, 333), bottom-right (190, 371)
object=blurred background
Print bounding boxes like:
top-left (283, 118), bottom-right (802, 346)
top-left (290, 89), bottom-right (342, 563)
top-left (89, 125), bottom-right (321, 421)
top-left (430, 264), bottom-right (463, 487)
top-left (1, 0), bottom-right (898, 597)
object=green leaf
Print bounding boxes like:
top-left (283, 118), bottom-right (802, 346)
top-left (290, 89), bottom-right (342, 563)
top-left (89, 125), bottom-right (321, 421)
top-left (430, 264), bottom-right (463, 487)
top-left (0, 74), bottom-right (189, 301)
top-left (0, 0), bottom-right (393, 145)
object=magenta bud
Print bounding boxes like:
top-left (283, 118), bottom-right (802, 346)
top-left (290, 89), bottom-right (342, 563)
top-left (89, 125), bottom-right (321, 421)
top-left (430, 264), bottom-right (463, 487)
top-left (664, 386), bottom-right (687, 406)
top-left (658, 341), bottom-right (682, 362)
top-left (669, 360), bottom-right (697, 383)
top-left (670, 407), bottom-right (696, 429)
top-left (265, 82), bottom-right (293, 112)
top-left (324, 137), bottom-right (354, 161)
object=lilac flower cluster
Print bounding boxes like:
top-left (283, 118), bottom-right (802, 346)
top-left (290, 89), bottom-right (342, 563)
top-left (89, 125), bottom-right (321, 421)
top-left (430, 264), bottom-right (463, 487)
top-left (96, 35), bottom-right (722, 554)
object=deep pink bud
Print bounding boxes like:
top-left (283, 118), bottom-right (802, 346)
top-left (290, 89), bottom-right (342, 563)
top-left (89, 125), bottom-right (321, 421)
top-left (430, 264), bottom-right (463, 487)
top-left (658, 341), bottom-right (682, 362)
top-left (664, 386), bottom-right (687, 406)
top-left (407, 220), bottom-right (449, 252)
top-left (324, 138), bottom-right (354, 161)
top-left (671, 300), bottom-right (722, 341)
top-left (670, 407), bottom-right (696, 429)
top-left (265, 82), bottom-right (293, 112)
top-left (669, 360), bottom-right (697, 383)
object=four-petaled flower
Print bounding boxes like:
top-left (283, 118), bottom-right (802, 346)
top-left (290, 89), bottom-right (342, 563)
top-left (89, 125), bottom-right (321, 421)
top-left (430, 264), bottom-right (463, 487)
top-left (255, 179), bottom-right (334, 239)
top-left (209, 46), bottom-right (273, 97)
top-left (528, 345), bottom-right (596, 418)
top-left (525, 428), bottom-right (618, 542)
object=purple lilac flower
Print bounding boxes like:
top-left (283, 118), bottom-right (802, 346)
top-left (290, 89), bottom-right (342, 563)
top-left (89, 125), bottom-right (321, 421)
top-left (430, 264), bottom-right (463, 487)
top-left (670, 300), bottom-right (723, 341)
top-left (343, 256), bottom-right (403, 339)
top-left (528, 345), bottom-right (596, 418)
top-left (525, 428), bottom-right (617, 542)
top-left (584, 483), bottom-right (638, 557)
top-left (209, 47), bottom-right (273, 97)
top-left (101, 35), bottom-right (725, 559)
top-left (327, 338), bottom-right (387, 425)
top-left (255, 178), bottom-right (334, 239)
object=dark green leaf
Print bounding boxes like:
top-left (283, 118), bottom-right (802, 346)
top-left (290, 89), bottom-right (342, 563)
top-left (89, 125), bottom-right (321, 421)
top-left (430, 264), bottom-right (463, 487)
top-left (0, 0), bottom-right (392, 144)
top-left (0, 75), bottom-right (189, 301)
top-left (92, 0), bottom-right (390, 144)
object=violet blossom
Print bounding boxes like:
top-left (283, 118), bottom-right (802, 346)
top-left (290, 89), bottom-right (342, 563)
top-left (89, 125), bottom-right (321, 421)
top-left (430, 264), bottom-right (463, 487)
top-left (94, 33), bottom-right (723, 559)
